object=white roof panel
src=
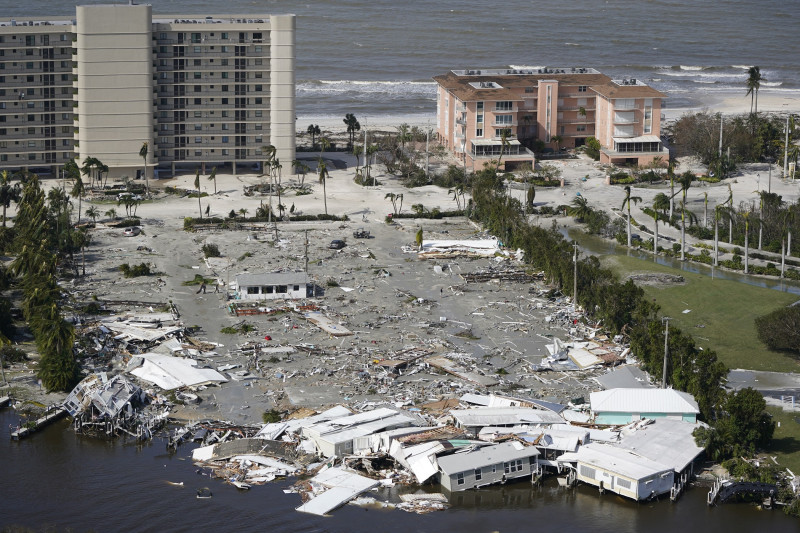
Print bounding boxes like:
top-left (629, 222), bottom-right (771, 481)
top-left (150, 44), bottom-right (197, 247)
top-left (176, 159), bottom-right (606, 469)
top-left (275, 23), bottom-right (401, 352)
top-left (559, 442), bottom-right (671, 480)
top-left (615, 419), bottom-right (705, 472)
top-left (590, 388), bottom-right (699, 415)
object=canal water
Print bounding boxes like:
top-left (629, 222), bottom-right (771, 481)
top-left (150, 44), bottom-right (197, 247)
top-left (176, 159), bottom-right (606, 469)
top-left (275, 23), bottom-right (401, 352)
top-left (1, 411), bottom-right (796, 532)
top-left (567, 229), bottom-right (800, 297)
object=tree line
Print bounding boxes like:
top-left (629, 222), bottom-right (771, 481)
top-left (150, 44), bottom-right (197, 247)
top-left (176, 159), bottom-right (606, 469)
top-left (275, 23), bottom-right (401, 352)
top-left (467, 164), bottom-right (773, 460)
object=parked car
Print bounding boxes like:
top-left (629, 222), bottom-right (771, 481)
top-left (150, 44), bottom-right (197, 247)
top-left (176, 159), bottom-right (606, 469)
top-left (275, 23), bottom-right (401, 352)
top-left (123, 226), bottom-right (141, 236)
top-left (329, 239), bottom-right (346, 249)
top-left (353, 228), bottom-right (370, 238)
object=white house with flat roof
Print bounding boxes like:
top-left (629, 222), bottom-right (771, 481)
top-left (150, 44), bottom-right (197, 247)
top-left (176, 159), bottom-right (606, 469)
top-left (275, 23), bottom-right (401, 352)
top-left (589, 388), bottom-right (700, 425)
top-left (234, 272), bottom-right (309, 300)
top-left (559, 442), bottom-right (674, 501)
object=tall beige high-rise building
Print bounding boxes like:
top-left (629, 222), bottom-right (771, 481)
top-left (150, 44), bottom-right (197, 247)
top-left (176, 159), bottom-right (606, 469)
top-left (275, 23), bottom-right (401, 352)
top-left (0, 4), bottom-right (295, 177)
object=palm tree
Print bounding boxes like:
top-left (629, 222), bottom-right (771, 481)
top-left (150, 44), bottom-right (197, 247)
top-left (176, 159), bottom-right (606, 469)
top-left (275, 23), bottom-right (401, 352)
top-left (725, 184), bottom-right (734, 243)
top-left (667, 160), bottom-right (676, 220)
top-left (70, 173), bottom-right (85, 224)
top-left (317, 137), bottom-right (331, 215)
top-left (385, 192), bottom-right (404, 215)
top-left (653, 192), bottom-right (670, 218)
top-left (567, 195), bottom-right (591, 222)
top-left (650, 198), bottom-right (661, 257)
top-left (85, 206), bottom-right (99, 225)
top-left (238, 208), bottom-right (248, 219)
top-left (621, 186), bottom-right (642, 247)
top-left (343, 113), bottom-right (360, 148)
top-left (742, 211), bottom-right (751, 273)
top-left (104, 208), bottom-right (117, 221)
top-left (526, 183), bottom-right (536, 214)
top-left (207, 166), bottom-right (217, 194)
top-left (80, 156), bottom-right (99, 190)
top-left (550, 135), bottom-right (563, 152)
top-left (0, 170), bottom-right (21, 227)
top-left (292, 159), bottom-right (311, 188)
top-left (497, 128), bottom-right (511, 172)
top-left (746, 66), bottom-right (765, 115)
top-left (194, 169), bottom-right (202, 219)
top-left (702, 192), bottom-right (709, 227)
top-left (139, 141), bottom-right (149, 197)
top-left (307, 124), bottom-right (321, 149)
top-left (397, 123), bottom-right (411, 151)
top-left (675, 171), bottom-right (695, 261)
top-left (318, 161), bottom-right (330, 215)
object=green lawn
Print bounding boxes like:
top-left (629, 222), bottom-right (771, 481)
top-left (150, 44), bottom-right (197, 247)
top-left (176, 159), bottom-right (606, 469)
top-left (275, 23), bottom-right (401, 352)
top-left (766, 406), bottom-right (800, 474)
top-left (601, 254), bottom-right (800, 373)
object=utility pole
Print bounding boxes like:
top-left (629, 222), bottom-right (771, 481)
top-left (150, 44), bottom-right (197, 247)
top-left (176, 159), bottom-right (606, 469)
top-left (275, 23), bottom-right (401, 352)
top-left (425, 126), bottom-right (430, 178)
top-left (718, 113), bottom-right (723, 158)
top-left (573, 241), bottom-right (579, 310)
top-left (304, 229), bottom-right (309, 273)
top-left (784, 112), bottom-right (790, 180)
top-left (769, 158), bottom-right (772, 193)
top-left (662, 317), bottom-right (670, 388)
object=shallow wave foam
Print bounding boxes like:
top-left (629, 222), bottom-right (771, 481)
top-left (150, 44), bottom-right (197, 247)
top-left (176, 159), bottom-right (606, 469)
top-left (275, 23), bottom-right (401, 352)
top-left (297, 79), bottom-right (437, 98)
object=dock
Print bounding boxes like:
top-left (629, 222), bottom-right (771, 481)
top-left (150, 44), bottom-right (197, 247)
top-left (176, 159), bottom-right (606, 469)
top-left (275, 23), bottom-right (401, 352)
top-left (10, 407), bottom-right (67, 440)
top-left (0, 396), bottom-right (11, 409)
top-left (707, 478), bottom-right (777, 505)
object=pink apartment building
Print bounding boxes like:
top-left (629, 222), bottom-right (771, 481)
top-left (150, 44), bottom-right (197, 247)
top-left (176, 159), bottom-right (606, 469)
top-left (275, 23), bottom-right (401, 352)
top-left (433, 67), bottom-right (668, 170)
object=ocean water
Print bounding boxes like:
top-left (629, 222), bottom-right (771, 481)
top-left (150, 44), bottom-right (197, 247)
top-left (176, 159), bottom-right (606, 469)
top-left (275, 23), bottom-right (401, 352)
top-left (4, 0), bottom-right (800, 125)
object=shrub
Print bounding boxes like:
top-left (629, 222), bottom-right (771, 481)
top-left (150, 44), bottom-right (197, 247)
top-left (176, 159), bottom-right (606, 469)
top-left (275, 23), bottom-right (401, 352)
top-left (262, 409), bottom-right (282, 423)
top-left (1, 344), bottom-right (28, 366)
top-left (202, 243), bottom-right (221, 258)
top-left (755, 305), bottom-right (800, 354)
top-left (119, 262), bottom-right (153, 278)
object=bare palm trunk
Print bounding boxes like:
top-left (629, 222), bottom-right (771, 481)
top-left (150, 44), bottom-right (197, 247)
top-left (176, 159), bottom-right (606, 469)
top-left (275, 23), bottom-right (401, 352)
top-left (729, 219), bottom-right (733, 244)
top-left (654, 219), bottom-right (659, 259)
top-left (758, 223), bottom-right (762, 250)
top-left (627, 206), bottom-right (632, 247)
top-left (781, 239), bottom-right (786, 278)
top-left (744, 230), bottom-right (749, 273)
top-left (714, 221), bottom-right (719, 266)
top-left (323, 178), bottom-right (328, 215)
top-left (789, 230), bottom-right (793, 256)
top-left (681, 213), bottom-right (686, 261)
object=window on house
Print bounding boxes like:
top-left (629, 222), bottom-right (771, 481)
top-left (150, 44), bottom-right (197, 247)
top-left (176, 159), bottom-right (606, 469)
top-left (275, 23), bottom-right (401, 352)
top-left (195, 137), bottom-right (202, 143)
top-left (577, 125), bottom-right (586, 132)
top-left (194, 85), bottom-right (202, 93)
top-left (277, 285), bottom-right (287, 293)
top-left (495, 114), bottom-right (512, 125)
top-left (475, 469), bottom-right (482, 481)
top-left (456, 473), bottom-right (464, 485)
top-left (578, 86), bottom-right (587, 92)
top-left (194, 72), bottom-right (201, 79)
top-left (495, 101), bottom-right (513, 111)
top-left (194, 150), bottom-right (202, 156)
top-left (222, 136), bottom-right (229, 143)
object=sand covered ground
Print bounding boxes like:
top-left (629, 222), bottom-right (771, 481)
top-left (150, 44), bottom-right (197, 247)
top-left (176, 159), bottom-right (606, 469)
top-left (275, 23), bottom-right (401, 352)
top-left (3, 92), bottom-right (799, 421)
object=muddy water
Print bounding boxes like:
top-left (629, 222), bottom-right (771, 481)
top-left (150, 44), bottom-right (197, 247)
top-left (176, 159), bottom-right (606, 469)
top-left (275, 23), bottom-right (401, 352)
top-left (1, 411), bottom-right (795, 532)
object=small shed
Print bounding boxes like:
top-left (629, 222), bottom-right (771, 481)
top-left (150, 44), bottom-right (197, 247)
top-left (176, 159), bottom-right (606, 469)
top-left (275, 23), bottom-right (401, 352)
top-left (559, 442), bottom-right (674, 501)
top-left (235, 272), bottom-right (309, 300)
top-left (437, 441), bottom-right (540, 492)
top-left (589, 388), bottom-right (700, 425)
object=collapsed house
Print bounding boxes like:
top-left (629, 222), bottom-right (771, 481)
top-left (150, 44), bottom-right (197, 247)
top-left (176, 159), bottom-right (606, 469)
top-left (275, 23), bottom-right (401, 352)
top-left (127, 353), bottom-right (228, 390)
top-left (449, 407), bottom-right (566, 436)
top-left (301, 407), bottom-right (423, 458)
top-left (62, 373), bottom-right (165, 439)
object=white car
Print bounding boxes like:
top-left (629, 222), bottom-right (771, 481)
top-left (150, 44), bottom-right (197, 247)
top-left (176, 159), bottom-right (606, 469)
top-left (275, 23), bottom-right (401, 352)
top-left (123, 226), bottom-right (141, 236)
